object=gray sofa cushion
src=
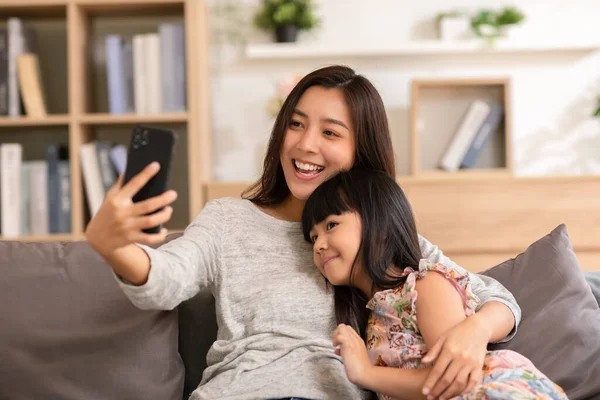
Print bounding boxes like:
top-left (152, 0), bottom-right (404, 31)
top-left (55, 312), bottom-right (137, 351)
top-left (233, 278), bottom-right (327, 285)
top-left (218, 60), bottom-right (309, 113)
top-left (481, 224), bottom-right (600, 400)
top-left (0, 240), bottom-right (184, 400)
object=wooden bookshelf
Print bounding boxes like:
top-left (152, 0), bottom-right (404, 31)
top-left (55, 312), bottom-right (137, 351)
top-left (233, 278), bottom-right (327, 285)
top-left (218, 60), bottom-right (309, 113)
top-left (410, 77), bottom-right (513, 178)
top-left (0, 0), bottom-right (210, 242)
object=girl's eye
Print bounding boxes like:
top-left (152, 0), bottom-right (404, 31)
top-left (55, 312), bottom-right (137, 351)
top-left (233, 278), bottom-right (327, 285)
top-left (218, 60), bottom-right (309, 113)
top-left (323, 130), bottom-right (337, 137)
top-left (290, 120), bottom-right (303, 128)
top-left (326, 222), bottom-right (337, 230)
top-left (310, 234), bottom-right (318, 243)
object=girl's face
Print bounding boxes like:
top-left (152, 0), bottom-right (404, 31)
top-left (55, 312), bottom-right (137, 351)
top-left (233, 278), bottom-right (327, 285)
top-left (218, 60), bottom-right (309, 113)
top-left (280, 86), bottom-right (356, 201)
top-left (309, 212), bottom-right (362, 286)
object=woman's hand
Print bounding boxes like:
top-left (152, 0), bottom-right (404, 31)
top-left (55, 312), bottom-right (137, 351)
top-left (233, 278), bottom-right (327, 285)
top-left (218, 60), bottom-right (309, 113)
top-left (421, 315), bottom-right (489, 400)
top-left (85, 162), bottom-right (177, 257)
top-left (332, 323), bottom-right (373, 387)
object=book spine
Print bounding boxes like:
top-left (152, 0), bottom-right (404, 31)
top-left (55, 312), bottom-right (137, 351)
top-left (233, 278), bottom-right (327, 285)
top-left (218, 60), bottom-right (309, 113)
top-left (0, 28), bottom-right (8, 116)
top-left (7, 18), bottom-right (23, 117)
top-left (460, 103), bottom-right (505, 169)
top-left (28, 161), bottom-right (49, 236)
top-left (122, 38), bottom-right (135, 113)
top-left (439, 100), bottom-right (491, 172)
top-left (96, 140), bottom-right (117, 192)
top-left (46, 143), bottom-right (59, 233)
top-left (79, 142), bottom-right (106, 217)
top-left (144, 33), bottom-right (161, 113)
top-left (173, 23), bottom-right (186, 112)
top-left (57, 161), bottom-right (71, 233)
top-left (105, 35), bottom-right (127, 114)
top-left (0, 143), bottom-right (22, 237)
top-left (133, 34), bottom-right (146, 114)
top-left (20, 162), bottom-right (30, 236)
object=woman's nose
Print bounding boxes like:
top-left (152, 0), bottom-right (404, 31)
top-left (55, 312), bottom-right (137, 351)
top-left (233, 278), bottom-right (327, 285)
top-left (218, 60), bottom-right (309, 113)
top-left (296, 127), bottom-right (319, 153)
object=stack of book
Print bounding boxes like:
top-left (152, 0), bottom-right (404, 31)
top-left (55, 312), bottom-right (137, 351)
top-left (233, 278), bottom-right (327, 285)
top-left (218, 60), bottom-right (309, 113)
top-left (0, 141), bottom-right (127, 237)
top-left (104, 22), bottom-right (186, 115)
top-left (0, 142), bottom-right (69, 238)
top-left (0, 17), bottom-right (47, 118)
top-left (80, 141), bottom-right (127, 217)
top-left (439, 99), bottom-right (505, 171)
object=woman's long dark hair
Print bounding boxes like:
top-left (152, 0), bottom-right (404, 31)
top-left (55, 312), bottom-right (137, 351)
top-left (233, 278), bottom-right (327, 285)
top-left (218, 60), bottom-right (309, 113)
top-left (302, 169), bottom-right (423, 337)
top-left (243, 65), bottom-right (395, 205)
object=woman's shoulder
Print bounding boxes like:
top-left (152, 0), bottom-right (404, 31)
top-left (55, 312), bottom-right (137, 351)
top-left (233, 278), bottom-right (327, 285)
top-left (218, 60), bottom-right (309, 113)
top-left (192, 197), bottom-right (254, 223)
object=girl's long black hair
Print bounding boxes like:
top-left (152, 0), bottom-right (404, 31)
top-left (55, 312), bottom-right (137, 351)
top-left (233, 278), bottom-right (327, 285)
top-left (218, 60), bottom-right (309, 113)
top-left (302, 168), bottom-right (423, 337)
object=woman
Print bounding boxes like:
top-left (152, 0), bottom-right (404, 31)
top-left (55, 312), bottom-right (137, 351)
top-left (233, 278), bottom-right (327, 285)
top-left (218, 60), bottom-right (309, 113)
top-left (85, 65), bottom-right (520, 400)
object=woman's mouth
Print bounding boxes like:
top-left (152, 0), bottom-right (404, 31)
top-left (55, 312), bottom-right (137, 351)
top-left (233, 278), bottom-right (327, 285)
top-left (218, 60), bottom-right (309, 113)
top-left (293, 159), bottom-right (324, 180)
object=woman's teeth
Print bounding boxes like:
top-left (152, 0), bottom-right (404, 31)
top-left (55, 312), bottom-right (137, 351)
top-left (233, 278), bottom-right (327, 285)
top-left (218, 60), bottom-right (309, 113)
top-left (294, 160), bottom-right (324, 174)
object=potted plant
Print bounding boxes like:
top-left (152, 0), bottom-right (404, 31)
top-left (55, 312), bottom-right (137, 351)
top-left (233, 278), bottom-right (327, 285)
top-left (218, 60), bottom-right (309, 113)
top-left (471, 7), bottom-right (525, 42)
top-left (254, 0), bottom-right (319, 43)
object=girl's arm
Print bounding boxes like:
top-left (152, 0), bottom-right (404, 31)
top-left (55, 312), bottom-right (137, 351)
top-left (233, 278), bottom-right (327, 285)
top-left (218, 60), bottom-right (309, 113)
top-left (333, 270), bottom-right (473, 400)
top-left (332, 324), bottom-right (429, 400)
top-left (418, 235), bottom-right (520, 342)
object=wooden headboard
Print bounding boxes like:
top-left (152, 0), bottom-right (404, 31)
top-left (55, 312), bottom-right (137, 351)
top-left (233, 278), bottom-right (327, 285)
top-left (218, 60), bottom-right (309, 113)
top-left (205, 175), bottom-right (600, 272)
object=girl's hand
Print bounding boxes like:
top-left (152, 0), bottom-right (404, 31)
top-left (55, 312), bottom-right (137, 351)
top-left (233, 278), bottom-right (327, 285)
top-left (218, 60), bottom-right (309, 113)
top-left (421, 315), bottom-right (487, 400)
top-left (85, 162), bottom-right (177, 257)
top-left (332, 323), bottom-right (373, 387)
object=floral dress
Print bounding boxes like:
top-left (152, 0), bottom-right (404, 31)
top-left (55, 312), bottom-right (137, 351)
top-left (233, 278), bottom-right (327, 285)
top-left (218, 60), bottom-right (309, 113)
top-left (365, 259), bottom-right (568, 400)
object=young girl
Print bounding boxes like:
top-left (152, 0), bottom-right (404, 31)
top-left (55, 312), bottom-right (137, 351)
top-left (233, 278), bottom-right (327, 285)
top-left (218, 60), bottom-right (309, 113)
top-left (302, 168), bottom-right (567, 400)
top-left (86, 65), bottom-right (521, 400)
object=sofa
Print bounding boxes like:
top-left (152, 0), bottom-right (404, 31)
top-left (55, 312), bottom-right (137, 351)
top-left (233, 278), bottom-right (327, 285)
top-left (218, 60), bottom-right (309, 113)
top-left (1, 225), bottom-right (600, 400)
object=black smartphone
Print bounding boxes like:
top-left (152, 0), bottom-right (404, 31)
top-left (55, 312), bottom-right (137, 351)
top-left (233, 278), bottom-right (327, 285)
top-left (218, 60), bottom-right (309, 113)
top-left (123, 125), bottom-right (177, 234)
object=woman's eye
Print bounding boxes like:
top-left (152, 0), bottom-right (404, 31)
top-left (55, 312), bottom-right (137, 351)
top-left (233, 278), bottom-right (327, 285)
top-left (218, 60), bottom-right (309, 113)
top-left (323, 130), bottom-right (336, 137)
top-left (290, 120), bottom-right (302, 128)
top-left (310, 234), bottom-right (318, 243)
top-left (326, 222), bottom-right (337, 230)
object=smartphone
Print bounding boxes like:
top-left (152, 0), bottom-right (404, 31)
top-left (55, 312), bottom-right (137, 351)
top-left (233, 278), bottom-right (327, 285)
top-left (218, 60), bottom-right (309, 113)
top-left (123, 125), bottom-right (177, 234)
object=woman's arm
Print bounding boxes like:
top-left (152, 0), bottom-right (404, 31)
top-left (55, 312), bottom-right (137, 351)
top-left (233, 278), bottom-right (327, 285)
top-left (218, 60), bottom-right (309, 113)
top-left (418, 234), bottom-right (520, 342)
top-left (86, 167), bottom-right (223, 311)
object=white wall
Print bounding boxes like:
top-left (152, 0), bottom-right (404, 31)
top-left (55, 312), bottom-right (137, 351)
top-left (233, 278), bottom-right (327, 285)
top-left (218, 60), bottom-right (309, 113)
top-left (207, 0), bottom-right (600, 181)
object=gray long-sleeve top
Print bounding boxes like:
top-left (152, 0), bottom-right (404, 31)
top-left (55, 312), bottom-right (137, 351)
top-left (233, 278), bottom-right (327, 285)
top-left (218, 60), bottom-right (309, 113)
top-left (116, 198), bottom-right (520, 400)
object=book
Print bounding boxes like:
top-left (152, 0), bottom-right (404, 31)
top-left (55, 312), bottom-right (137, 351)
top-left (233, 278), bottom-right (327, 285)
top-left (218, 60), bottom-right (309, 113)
top-left (439, 100), bottom-right (491, 172)
top-left (105, 35), bottom-right (128, 114)
top-left (17, 53), bottom-right (47, 117)
top-left (0, 143), bottom-right (22, 237)
top-left (160, 23), bottom-right (186, 112)
top-left (144, 33), bottom-right (161, 113)
top-left (57, 161), bottom-right (71, 233)
top-left (80, 142), bottom-right (105, 217)
top-left (0, 28), bottom-right (8, 116)
top-left (122, 38), bottom-right (135, 113)
top-left (28, 160), bottom-right (49, 236)
top-left (7, 18), bottom-right (24, 117)
top-left (110, 144), bottom-right (127, 175)
top-left (20, 162), bottom-right (30, 236)
top-left (96, 140), bottom-right (117, 192)
top-left (460, 102), bottom-right (505, 169)
top-left (133, 34), bottom-right (146, 114)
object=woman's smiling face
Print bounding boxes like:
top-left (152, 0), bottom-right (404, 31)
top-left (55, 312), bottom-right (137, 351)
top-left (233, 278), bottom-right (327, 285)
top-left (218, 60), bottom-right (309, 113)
top-left (279, 86), bottom-right (355, 201)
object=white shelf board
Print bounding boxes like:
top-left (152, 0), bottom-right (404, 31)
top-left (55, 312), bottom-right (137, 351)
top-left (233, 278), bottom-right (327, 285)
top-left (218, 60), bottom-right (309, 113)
top-left (245, 40), bottom-right (600, 59)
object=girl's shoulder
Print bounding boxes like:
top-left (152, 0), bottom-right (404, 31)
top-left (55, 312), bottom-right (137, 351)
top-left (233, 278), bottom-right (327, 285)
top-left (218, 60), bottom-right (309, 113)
top-left (367, 260), bottom-right (479, 317)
